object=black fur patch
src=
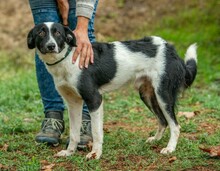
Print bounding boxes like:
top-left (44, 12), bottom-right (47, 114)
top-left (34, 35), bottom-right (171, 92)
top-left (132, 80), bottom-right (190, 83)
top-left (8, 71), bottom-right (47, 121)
top-left (27, 23), bottom-right (49, 51)
top-left (158, 43), bottom-right (186, 124)
top-left (77, 42), bottom-right (117, 112)
top-left (121, 37), bottom-right (157, 57)
top-left (185, 59), bottom-right (197, 87)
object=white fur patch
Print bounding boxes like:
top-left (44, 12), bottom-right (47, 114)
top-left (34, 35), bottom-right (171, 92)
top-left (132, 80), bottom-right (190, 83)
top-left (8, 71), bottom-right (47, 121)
top-left (99, 37), bottom-right (166, 94)
top-left (184, 43), bottom-right (197, 63)
top-left (43, 45), bottom-right (82, 97)
top-left (45, 22), bottom-right (59, 53)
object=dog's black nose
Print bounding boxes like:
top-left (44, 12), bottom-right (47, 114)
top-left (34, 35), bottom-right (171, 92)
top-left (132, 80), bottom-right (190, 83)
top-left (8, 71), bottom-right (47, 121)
top-left (47, 43), bottom-right (56, 51)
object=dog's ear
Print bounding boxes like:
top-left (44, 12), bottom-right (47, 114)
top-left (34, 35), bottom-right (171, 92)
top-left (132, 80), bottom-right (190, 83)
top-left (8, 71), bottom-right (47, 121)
top-left (64, 26), bottom-right (77, 47)
top-left (27, 27), bottom-right (36, 49)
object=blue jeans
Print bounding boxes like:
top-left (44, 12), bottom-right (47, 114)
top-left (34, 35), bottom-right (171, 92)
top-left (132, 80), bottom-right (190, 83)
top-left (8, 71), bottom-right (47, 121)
top-left (29, 2), bottom-right (98, 116)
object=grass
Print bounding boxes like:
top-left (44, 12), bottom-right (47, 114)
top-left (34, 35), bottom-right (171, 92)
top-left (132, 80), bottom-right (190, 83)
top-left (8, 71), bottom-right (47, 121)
top-left (0, 1), bottom-right (220, 170)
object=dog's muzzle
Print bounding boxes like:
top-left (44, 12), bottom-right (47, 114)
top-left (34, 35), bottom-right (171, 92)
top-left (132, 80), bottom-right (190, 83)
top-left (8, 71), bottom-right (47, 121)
top-left (46, 43), bottom-right (57, 53)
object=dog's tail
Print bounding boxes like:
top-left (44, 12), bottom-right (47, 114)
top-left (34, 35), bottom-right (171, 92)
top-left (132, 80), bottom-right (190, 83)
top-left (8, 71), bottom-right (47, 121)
top-left (184, 43), bottom-right (198, 88)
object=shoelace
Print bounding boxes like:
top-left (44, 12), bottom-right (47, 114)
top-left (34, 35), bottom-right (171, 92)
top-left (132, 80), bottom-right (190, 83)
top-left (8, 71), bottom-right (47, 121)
top-left (80, 119), bottom-right (91, 135)
top-left (42, 118), bottom-right (64, 134)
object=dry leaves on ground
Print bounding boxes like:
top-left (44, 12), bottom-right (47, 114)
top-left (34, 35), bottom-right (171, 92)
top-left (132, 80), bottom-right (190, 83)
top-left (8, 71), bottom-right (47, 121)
top-left (168, 156), bottom-right (177, 163)
top-left (0, 144), bottom-right (9, 152)
top-left (199, 146), bottom-right (220, 157)
top-left (178, 111), bottom-right (199, 119)
top-left (0, 164), bottom-right (9, 170)
top-left (41, 160), bottom-right (55, 171)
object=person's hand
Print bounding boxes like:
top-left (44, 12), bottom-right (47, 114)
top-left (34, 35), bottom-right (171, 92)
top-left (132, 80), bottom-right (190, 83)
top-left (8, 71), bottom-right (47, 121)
top-left (72, 17), bottom-right (94, 69)
top-left (57, 0), bottom-right (69, 26)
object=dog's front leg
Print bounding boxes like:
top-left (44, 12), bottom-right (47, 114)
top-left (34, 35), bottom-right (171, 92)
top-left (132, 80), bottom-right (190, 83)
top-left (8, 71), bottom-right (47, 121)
top-left (55, 100), bottom-right (83, 157)
top-left (86, 101), bottom-right (104, 160)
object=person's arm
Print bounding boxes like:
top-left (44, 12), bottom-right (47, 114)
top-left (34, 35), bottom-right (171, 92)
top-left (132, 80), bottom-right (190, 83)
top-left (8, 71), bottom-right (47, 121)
top-left (57, 0), bottom-right (69, 26)
top-left (72, 0), bottom-right (97, 69)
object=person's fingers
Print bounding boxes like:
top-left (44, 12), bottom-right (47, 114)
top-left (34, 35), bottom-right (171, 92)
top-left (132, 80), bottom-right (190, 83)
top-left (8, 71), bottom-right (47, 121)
top-left (79, 44), bottom-right (88, 69)
top-left (85, 46), bottom-right (91, 68)
top-left (72, 29), bottom-right (94, 68)
top-left (72, 46), bottom-right (81, 64)
top-left (90, 46), bottom-right (94, 64)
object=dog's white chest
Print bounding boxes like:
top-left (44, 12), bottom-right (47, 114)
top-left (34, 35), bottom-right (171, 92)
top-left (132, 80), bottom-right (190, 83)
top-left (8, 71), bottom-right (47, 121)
top-left (46, 54), bottom-right (82, 94)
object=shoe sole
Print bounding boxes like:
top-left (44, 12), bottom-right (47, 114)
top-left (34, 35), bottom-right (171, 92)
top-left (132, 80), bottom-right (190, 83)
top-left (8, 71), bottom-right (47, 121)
top-left (35, 137), bottom-right (61, 147)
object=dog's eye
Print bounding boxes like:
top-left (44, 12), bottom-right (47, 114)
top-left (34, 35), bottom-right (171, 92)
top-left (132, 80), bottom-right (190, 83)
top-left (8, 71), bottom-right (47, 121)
top-left (39, 31), bottom-right (45, 37)
top-left (55, 31), bottom-right (61, 36)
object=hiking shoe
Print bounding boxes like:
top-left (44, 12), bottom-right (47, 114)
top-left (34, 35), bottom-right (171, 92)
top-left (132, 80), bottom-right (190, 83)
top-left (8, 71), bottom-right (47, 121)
top-left (66, 114), bottom-right (93, 149)
top-left (77, 119), bottom-right (93, 149)
top-left (35, 113), bottom-right (65, 146)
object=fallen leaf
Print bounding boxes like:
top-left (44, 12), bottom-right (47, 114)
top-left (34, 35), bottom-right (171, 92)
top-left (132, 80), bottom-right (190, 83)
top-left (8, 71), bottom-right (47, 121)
top-left (194, 110), bottom-right (200, 115)
top-left (178, 111), bottom-right (195, 119)
top-left (1, 144), bottom-right (9, 151)
top-left (40, 160), bottom-right (49, 165)
top-left (168, 156), bottom-right (177, 163)
top-left (0, 164), bottom-right (9, 170)
top-left (41, 164), bottom-right (55, 171)
top-left (87, 141), bottom-right (93, 151)
top-left (199, 146), bottom-right (220, 157)
top-left (103, 127), bottom-right (110, 133)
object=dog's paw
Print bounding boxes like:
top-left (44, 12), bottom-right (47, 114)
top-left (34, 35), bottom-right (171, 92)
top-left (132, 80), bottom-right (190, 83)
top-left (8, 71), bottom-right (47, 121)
top-left (86, 150), bottom-right (102, 160)
top-left (146, 136), bottom-right (157, 143)
top-left (54, 150), bottom-right (74, 157)
top-left (160, 147), bottom-right (175, 154)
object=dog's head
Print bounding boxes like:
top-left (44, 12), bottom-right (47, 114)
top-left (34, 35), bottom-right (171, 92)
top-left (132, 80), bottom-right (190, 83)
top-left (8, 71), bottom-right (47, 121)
top-left (27, 22), bottom-right (76, 54)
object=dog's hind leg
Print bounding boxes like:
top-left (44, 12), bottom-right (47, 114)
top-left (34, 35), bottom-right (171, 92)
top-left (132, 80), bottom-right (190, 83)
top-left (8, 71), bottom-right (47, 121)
top-left (155, 90), bottom-right (180, 154)
top-left (137, 77), bottom-right (168, 142)
top-left (86, 101), bottom-right (104, 160)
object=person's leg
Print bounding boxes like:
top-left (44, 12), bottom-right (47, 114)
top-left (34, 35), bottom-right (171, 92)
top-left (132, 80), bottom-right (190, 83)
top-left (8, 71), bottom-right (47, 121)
top-left (30, 8), bottom-right (65, 146)
top-left (33, 9), bottom-right (65, 112)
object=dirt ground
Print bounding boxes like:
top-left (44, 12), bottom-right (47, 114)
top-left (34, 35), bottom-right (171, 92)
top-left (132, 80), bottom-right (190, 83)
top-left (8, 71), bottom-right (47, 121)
top-left (0, 0), bottom-right (196, 51)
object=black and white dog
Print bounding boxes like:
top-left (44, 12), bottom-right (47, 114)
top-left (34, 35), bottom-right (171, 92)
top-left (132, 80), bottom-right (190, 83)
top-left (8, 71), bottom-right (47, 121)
top-left (27, 22), bottom-right (197, 159)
